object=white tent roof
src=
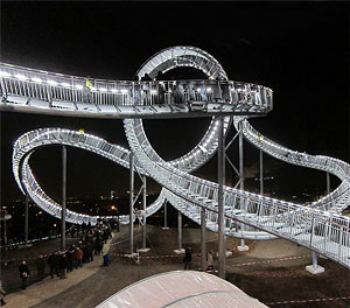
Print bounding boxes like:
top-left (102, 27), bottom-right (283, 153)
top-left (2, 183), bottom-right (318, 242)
top-left (96, 271), bottom-right (267, 308)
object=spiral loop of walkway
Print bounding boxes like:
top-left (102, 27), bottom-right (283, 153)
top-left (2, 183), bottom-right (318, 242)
top-left (4, 46), bottom-right (350, 268)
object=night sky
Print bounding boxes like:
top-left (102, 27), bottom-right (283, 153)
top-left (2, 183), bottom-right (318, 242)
top-left (0, 2), bottom-right (349, 204)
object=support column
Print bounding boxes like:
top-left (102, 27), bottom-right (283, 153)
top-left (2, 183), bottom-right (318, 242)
top-left (238, 121), bottom-right (249, 252)
top-left (25, 195), bottom-right (29, 246)
top-left (201, 207), bottom-right (207, 271)
top-left (61, 145), bottom-right (67, 251)
top-left (0, 111), bottom-right (2, 282)
top-left (139, 175), bottom-right (150, 252)
top-left (306, 251), bottom-right (325, 274)
top-left (218, 116), bottom-right (226, 279)
top-left (326, 173), bottom-right (330, 195)
top-left (174, 211), bottom-right (184, 254)
top-left (162, 203), bottom-right (169, 230)
top-left (129, 153), bottom-right (134, 256)
top-left (260, 150), bottom-right (264, 195)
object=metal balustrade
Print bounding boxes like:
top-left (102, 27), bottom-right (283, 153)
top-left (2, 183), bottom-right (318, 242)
top-left (0, 62), bottom-right (272, 118)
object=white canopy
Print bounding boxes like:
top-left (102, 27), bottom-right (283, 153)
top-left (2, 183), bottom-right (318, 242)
top-left (96, 271), bottom-right (267, 308)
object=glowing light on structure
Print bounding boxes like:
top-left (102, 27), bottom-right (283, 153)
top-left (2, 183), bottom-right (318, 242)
top-left (75, 84), bottom-right (83, 90)
top-left (61, 82), bottom-right (70, 88)
top-left (32, 77), bottom-right (42, 83)
top-left (47, 80), bottom-right (58, 86)
top-left (15, 74), bottom-right (28, 81)
top-left (0, 71), bottom-right (11, 78)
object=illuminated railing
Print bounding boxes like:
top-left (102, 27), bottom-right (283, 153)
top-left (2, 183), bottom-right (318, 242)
top-left (0, 63), bottom-right (272, 111)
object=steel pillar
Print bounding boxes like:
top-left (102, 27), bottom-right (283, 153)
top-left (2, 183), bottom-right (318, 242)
top-left (25, 195), bottom-right (29, 246)
top-left (0, 111), bottom-right (1, 282)
top-left (260, 150), bottom-right (264, 195)
top-left (129, 153), bottom-right (134, 255)
top-left (174, 211), bottom-right (184, 254)
top-left (142, 176), bottom-right (147, 249)
top-left (238, 121), bottom-right (249, 252)
top-left (326, 173), bottom-right (330, 195)
top-left (61, 145), bottom-right (67, 251)
top-left (138, 175), bottom-right (150, 253)
top-left (306, 251), bottom-right (325, 274)
top-left (3, 211), bottom-right (6, 247)
top-left (218, 116), bottom-right (226, 278)
top-left (201, 207), bottom-right (207, 271)
top-left (162, 203), bottom-right (169, 230)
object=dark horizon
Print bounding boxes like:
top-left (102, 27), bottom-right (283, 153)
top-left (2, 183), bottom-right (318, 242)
top-left (0, 1), bottom-right (349, 204)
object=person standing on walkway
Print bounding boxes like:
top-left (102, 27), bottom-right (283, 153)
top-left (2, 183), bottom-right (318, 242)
top-left (102, 244), bottom-right (110, 267)
top-left (58, 252), bottom-right (67, 279)
top-left (47, 252), bottom-right (58, 278)
top-left (36, 254), bottom-right (46, 281)
top-left (0, 280), bottom-right (6, 306)
top-left (19, 260), bottom-right (30, 289)
top-left (183, 247), bottom-right (192, 270)
top-left (206, 250), bottom-right (214, 272)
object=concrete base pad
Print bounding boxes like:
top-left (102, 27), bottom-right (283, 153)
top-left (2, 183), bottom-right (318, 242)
top-left (305, 265), bottom-right (325, 275)
top-left (138, 248), bottom-right (150, 253)
top-left (125, 253), bottom-right (139, 258)
top-left (237, 245), bottom-right (249, 252)
top-left (174, 248), bottom-right (185, 254)
top-left (162, 227), bottom-right (170, 230)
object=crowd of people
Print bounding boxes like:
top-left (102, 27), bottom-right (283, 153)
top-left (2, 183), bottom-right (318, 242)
top-left (18, 219), bottom-right (115, 291)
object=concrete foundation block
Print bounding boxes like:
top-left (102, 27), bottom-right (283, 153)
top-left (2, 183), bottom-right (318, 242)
top-left (305, 265), bottom-right (325, 275)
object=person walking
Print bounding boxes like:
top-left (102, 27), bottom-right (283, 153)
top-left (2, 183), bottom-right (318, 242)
top-left (206, 250), bottom-right (214, 272)
top-left (36, 254), bottom-right (46, 281)
top-left (19, 260), bottom-right (30, 289)
top-left (183, 247), bottom-right (192, 270)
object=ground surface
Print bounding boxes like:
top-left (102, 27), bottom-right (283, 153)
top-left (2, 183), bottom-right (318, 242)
top-left (5, 224), bottom-right (350, 307)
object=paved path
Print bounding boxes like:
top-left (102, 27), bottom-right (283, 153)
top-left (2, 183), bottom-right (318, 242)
top-left (5, 232), bottom-right (118, 308)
